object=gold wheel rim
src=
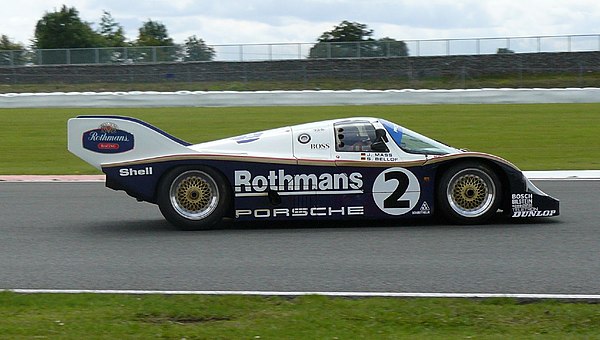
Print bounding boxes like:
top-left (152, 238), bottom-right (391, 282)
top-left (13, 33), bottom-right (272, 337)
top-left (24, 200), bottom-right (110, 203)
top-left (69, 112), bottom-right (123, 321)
top-left (451, 174), bottom-right (488, 210)
top-left (446, 168), bottom-right (496, 218)
top-left (169, 170), bottom-right (219, 220)
top-left (176, 176), bottom-right (212, 212)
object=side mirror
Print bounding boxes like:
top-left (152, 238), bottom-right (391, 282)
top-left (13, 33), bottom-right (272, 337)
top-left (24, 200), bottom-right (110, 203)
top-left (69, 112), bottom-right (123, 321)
top-left (375, 128), bottom-right (389, 143)
top-left (371, 128), bottom-right (389, 152)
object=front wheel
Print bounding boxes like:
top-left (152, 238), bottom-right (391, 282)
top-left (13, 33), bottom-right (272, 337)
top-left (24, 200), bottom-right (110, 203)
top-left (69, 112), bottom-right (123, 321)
top-left (437, 162), bottom-right (501, 225)
top-left (157, 166), bottom-right (231, 230)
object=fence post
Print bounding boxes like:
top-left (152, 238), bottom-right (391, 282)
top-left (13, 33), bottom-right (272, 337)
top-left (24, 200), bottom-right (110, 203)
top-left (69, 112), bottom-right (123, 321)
top-left (66, 49), bottom-right (71, 65)
top-left (302, 63), bottom-right (307, 87)
top-left (268, 44), bottom-right (272, 61)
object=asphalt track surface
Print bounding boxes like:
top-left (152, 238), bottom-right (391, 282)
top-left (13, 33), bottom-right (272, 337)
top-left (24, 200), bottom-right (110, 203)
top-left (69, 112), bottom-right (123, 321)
top-left (1, 180), bottom-right (598, 295)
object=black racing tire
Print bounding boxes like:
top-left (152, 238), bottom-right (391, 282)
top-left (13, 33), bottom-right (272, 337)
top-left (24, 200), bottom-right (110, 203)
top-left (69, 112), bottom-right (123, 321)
top-left (157, 166), bottom-right (231, 230)
top-left (436, 161), bottom-right (502, 225)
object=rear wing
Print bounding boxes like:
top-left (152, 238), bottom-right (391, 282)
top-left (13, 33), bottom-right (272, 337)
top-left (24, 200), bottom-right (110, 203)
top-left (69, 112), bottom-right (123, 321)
top-left (68, 116), bottom-right (193, 170)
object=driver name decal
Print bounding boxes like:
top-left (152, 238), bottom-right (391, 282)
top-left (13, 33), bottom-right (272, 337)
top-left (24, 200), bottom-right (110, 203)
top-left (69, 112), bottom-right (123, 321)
top-left (360, 152), bottom-right (399, 162)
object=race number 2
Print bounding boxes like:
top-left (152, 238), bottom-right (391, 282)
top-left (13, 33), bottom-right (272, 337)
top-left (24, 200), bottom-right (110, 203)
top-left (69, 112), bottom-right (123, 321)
top-left (372, 167), bottom-right (420, 215)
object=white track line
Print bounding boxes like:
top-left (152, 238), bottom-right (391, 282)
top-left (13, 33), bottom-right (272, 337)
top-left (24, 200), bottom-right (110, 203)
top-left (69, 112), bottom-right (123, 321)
top-left (2, 89), bottom-right (600, 108)
top-left (0, 175), bottom-right (105, 182)
top-left (523, 170), bottom-right (600, 180)
top-left (4, 289), bottom-right (600, 300)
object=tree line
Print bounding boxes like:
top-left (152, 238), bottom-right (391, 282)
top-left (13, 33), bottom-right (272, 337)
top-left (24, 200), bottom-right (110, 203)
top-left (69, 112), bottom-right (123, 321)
top-left (1, 5), bottom-right (216, 62)
top-left (309, 21), bottom-right (408, 58)
top-left (1, 5), bottom-right (410, 63)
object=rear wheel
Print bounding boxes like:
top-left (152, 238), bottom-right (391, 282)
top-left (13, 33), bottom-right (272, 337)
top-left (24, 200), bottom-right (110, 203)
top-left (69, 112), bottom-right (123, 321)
top-left (157, 166), bottom-right (231, 230)
top-left (437, 162), bottom-right (501, 224)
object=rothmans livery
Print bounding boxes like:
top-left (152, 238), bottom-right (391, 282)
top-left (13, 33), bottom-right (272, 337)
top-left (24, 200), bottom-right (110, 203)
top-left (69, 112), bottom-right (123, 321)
top-left (234, 169), bottom-right (364, 194)
top-left (67, 116), bottom-right (559, 230)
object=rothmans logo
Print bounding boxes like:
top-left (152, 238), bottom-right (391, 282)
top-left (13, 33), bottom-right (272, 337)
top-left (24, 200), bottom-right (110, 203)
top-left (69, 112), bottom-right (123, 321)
top-left (82, 122), bottom-right (134, 154)
top-left (234, 169), bottom-right (363, 197)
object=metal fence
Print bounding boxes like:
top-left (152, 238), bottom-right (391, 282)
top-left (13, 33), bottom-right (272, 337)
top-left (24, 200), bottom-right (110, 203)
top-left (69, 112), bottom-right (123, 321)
top-left (1, 34), bottom-right (599, 67)
top-left (3, 63), bottom-right (598, 89)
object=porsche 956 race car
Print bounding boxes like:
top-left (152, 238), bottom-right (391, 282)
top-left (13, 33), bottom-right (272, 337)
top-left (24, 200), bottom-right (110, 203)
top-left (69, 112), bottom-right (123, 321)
top-left (68, 116), bottom-right (559, 230)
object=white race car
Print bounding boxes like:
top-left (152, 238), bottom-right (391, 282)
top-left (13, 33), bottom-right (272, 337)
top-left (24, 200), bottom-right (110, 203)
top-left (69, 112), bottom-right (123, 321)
top-left (68, 116), bottom-right (559, 230)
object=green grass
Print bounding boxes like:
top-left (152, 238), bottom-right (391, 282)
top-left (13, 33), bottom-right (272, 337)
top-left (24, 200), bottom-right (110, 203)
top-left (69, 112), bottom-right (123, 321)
top-left (1, 292), bottom-right (599, 338)
top-left (1, 103), bottom-right (598, 174)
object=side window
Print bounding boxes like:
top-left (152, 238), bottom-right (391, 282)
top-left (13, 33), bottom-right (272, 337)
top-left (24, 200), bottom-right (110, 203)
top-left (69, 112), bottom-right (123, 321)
top-left (335, 122), bottom-right (377, 152)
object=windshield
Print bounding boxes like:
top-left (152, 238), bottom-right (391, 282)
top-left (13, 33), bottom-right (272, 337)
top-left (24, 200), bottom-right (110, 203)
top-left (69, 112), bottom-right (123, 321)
top-left (380, 119), bottom-right (458, 155)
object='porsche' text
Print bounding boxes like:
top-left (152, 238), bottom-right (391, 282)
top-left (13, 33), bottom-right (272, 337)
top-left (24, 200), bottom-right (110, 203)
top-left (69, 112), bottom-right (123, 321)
top-left (236, 206), bottom-right (364, 219)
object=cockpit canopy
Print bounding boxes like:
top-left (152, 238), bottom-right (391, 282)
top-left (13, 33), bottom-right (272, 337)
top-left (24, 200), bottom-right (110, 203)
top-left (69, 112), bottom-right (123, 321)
top-left (334, 119), bottom-right (457, 155)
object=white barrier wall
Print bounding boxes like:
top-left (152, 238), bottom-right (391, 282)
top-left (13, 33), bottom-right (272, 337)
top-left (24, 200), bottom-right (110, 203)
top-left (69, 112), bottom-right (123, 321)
top-left (1, 88), bottom-right (599, 108)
